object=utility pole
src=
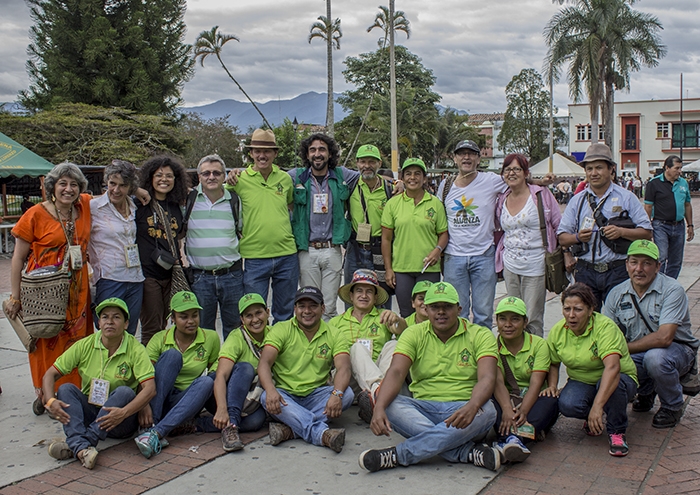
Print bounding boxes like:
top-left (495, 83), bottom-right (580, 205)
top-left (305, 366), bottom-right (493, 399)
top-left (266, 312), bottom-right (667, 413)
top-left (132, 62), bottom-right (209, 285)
top-left (389, 0), bottom-right (398, 174)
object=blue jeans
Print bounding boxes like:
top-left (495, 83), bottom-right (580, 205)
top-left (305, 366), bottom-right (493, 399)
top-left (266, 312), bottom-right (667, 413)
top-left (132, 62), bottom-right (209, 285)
top-left (631, 342), bottom-right (695, 411)
top-left (57, 383), bottom-right (138, 456)
top-left (493, 395), bottom-right (559, 441)
top-left (244, 254), bottom-right (299, 324)
top-left (150, 350), bottom-right (216, 438)
top-left (574, 262), bottom-right (628, 311)
top-left (653, 220), bottom-right (686, 279)
top-left (557, 374), bottom-right (637, 434)
top-left (226, 362), bottom-right (266, 432)
top-left (94, 279), bottom-right (143, 335)
top-left (191, 268), bottom-right (244, 341)
top-left (343, 242), bottom-right (392, 311)
top-left (443, 246), bottom-right (497, 328)
top-left (385, 395), bottom-right (496, 465)
top-left (261, 385), bottom-right (354, 446)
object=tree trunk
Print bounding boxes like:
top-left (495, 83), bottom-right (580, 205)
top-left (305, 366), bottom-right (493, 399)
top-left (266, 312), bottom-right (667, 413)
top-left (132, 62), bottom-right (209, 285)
top-left (604, 78), bottom-right (614, 153)
top-left (326, 0), bottom-right (334, 137)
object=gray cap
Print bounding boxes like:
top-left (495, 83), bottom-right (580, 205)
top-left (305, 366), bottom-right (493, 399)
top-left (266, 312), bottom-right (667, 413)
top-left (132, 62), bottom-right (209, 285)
top-left (454, 140), bottom-right (480, 154)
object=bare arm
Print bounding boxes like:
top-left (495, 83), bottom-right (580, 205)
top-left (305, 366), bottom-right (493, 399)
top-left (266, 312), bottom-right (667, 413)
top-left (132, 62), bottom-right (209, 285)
top-left (686, 202), bottom-right (694, 242)
top-left (541, 362), bottom-right (560, 397)
top-left (627, 323), bottom-right (677, 354)
top-left (424, 231), bottom-right (449, 267)
top-left (97, 379), bottom-right (156, 432)
top-left (445, 356), bottom-right (497, 429)
top-left (43, 366), bottom-right (70, 424)
top-left (370, 354), bottom-right (412, 437)
top-left (258, 345), bottom-right (286, 415)
top-left (644, 203), bottom-right (653, 221)
top-left (587, 354), bottom-right (621, 435)
top-left (493, 371), bottom-right (517, 436)
top-left (213, 358), bottom-right (235, 429)
top-left (381, 227), bottom-right (395, 288)
top-left (325, 353), bottom-right (352, 419)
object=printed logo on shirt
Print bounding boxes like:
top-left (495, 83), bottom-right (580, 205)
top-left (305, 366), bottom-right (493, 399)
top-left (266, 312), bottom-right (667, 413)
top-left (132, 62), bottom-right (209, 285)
top-left (369, 323), bottom-right (379, 335)
top-left (115, 362), bottom-right (130, 379)
top-left (317, 343), bottom-right (331, 359)
top-left (458, 348), bottom-right (472, 367)
top-left (194, 345), bottom-right (206, 361)
top-left (425, 207), bottom-right (436, 220)
top-left (276, 183), bottom-right (284, 195)
top-left (380, 199), bottom-right (387, 210)
top-left (452, 195), bottom-right (480, 227)
top-left (527, 355), bottom-right (535, 372)
top-left (589, 341), bottom-right (599, 361)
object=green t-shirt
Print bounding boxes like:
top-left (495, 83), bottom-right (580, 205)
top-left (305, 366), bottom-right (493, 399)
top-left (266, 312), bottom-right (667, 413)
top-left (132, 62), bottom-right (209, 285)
top-left (264, 317), bottom-right (349, 396)
top-left (329, 307), bottom-right (394, 361)
top-left (394, 318), bottom-right (498, 401)
top-left (381, 192), bottom-right (448, 273)
top-left (147, 327), bottom-right (220, 391)
top-left (219, 326), bottom-right (270, 368)
top-left (227, 164), bottom-right (296, 258)
top-left (348, 179), bottom-right (390, 237)
top-left (547, 312), bottom-right (638, 386)
top-left (497, 333), bottom-right (550, 392)
top-left (53, 332), bottom-right (155, 397)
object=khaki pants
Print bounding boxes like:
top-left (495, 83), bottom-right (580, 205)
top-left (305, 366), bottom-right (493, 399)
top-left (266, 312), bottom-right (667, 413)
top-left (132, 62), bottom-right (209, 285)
top-left (350, 340), bottom-right (397, 394)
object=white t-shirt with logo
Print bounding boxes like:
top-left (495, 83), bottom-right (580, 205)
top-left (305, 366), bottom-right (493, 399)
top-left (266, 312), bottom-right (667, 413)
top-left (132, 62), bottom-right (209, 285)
top-left (437, 172), bottom-right (507, 256)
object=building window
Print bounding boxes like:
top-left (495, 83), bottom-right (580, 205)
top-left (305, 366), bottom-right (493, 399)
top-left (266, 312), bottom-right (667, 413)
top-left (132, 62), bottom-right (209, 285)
top-left (657, 123), bottom-right (669, 138)
top-left (598, 126), bottom-right (605, 141)
top-left (575, 125), bottom-right (603, 141)
top-left (577, 126), bottom-right (587, 141)
top-left (672, 123), bottom-right (700, 148)
top-left (624, 124), bottom-right (637, 150)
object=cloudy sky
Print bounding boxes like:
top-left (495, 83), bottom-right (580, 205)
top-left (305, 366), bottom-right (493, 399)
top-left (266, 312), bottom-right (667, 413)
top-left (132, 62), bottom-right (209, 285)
top-left (1, 0), bottom-right (698, 115)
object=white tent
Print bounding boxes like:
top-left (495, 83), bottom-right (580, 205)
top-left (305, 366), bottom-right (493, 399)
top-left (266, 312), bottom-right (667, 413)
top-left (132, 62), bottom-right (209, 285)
top-left (682, 159), bottom-right (700, 172)
top-left (529, 154), bottom-right (585, 177)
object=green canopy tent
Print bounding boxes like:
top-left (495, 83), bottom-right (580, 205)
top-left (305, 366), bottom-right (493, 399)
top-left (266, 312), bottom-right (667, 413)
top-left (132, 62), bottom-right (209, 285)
top-left (0, 132), bottom-right (54, 178)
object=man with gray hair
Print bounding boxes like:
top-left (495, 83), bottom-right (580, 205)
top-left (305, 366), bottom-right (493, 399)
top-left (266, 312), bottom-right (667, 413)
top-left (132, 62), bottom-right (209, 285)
top-left (184, 154), bottom-right (243, 339)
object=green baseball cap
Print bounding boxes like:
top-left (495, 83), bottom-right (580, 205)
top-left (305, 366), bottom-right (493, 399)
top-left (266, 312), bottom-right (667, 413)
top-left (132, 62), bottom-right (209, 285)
top-left (96, 297), bottom-right (130, 319)
top-left (402, 157), bottom-right (427, 173)
top-left (239, 293), bottom-right (267, 315)
top-left (356, 144), bottom-right (381, 160)
top-left (495, 296), bottom-right (528, 317)
top-left (424, 282), bottom-right (460, 305)
top-left (411, 280), bottom-right (433, 297)
top-left (627, 239), bottom-right (659, 260)
top-left (170, 291), bottom-right (203, 312)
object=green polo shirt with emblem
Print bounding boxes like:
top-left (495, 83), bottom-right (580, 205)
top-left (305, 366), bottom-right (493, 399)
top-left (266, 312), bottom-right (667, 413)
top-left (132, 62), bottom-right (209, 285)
top-left (348, 179), bottom-right (390, 237)
top-left (264, 317), bottom-right (349, 396)
top-left (547, 312), bottom-right (637, 386)
top-left (381, 192), bottom-right (448, 273)
top-left (330, 307), bottom-right (394, 361)
top-left (394, 317), bottom-right (498, 401)
top-left (53, 332), bottom-right (155, 397)
top-left (147, 327), bottom-right (220, 391)
top-left (219, 326), bottom-right (270, 368)
top-left (226, 164), bottom-right (295, 259)
top-left (497, 333), bottom-right (550, 391)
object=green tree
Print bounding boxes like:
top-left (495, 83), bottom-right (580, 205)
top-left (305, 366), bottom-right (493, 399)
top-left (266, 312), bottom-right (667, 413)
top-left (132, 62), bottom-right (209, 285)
top-left (21, 0), bottom-right (194, 114)
top-left (367, 6), bottom-right (411, 48)
top-left (270, 119), bottom-right (314, 170)
top-left (430, 109), bottom-right (484, 169)
top-left (309, 1), bottom-right (342, 137)
top-left (178, 113), bottom-right (243, 169)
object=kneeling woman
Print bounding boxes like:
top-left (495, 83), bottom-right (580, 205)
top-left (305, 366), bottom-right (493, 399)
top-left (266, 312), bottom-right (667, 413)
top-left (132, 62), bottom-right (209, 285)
top-left (544, 283), bottom-right (638, 457)
top-left (213, 294), bottom-right (270, 452)
top-left (491, 297), bottom-right (558, 463)
top-left (136, 291), bottom-right (220, 458)
top-left (43, 298), bottom-right (155, 469)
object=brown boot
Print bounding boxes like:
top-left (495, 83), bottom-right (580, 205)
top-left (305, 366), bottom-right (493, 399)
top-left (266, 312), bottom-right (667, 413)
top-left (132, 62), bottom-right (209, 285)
top-left (321, 428), bottom-right (345, 453)
top-left (268, 422), bottom-right (294, 446)
top-left (222, 424), bottom-right (244, 452)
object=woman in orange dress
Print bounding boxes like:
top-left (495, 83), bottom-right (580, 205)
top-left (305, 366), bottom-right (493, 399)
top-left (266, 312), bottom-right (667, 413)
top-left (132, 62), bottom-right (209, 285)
top-left (8, 163), bottom-right (93, 414)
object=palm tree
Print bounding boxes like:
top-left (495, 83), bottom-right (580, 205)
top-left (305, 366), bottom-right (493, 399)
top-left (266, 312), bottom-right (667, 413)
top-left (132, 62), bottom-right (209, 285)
top-left (367, 5), bottom-right (411, 48)
top-left (309, 1), bottom-right (342, 137)
top-left (194, 26), bottom-right (272, 129)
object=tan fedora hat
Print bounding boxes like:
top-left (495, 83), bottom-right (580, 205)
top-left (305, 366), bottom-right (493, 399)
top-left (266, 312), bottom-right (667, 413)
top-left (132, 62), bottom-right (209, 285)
top-left (338, 269), bottom-right (389, 306)
top-left (578, 143), bottom-right (616, 168)
top-left (246, 128), bottom-right (279, 149)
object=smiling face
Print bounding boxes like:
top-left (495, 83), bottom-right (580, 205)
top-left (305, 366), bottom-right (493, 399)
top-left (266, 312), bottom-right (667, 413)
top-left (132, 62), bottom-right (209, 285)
top-left (307, 139), bottom-right (330, 174)
top-left (627, 254), bottom-right (660, 292)
top-left (562, 296), bottom-right (594, 335)
top-left (152, 166), bottom-right (175, 200)
top-left (402, 166), bottom-right (425, 192)
top-left (295, 299), bottom-right (324, 331)
top-left (426, 302), bottom-right (461, 334)
top-left (350, 284), bottom-right (378, 312)
top-left (54, 176), bottom-right (80, 208)
top-left (358, 157), bottom-right (380, 182)
top-left (198, 160), bottom-right (225, 194)
top-left (172, 308), bottom-right (200, 337)
top-left (251, 148), bottom-right (278, 172)
top-left (106, 173), bottom-right (129, 208)
top-left (411, 292), bottom-right (429, 322)
top-left (99, 307), bottom-right (128, 341)
top-left (454, 149), bottom-right (480, 175)
top-left (496, 311), bottom-right (527, 341)
top-left (241, 303), bottom-right (269, 337)
top-left (501, 159), bottom-right (528, 189)
top-left (584, 160), bottom-right (613, 191)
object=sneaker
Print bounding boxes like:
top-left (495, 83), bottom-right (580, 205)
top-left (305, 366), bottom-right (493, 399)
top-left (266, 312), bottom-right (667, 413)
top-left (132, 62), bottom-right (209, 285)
top-left (321, 428), bottom-right (345, 453)
top-left (134, 429), bottom-right (162, 459)
top-left (77, 446), bottom-right (98, 469)
top-left (268, 422), bottom-right (294, 446)
top-left (222, 424), bottom-right (244, 452)
top-left (468, 444), bottom-right (501, 471)
top-left (583, 421), bottom-right (602, 436)
top-left (359, 446), bottom-right (398, 472)
top-left (357, 390), bottom-right (374, 424)
top-left (609, 433), bottom-right (629, 456)
top-left (498, 435), bottom-right (531, 463)
top-left (632, 393), bottom-right (656, 412)
top-left (48, 440), bottom-right (73, 460)
top-left (652, 407), bottom-right (683, 429)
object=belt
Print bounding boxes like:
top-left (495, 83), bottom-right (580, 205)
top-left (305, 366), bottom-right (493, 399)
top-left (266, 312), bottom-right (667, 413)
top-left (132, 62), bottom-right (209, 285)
top-left (310, 241), bottom-right (339, 249)
top-left (192, 259), bottom-right (242, 276)
top-left (357, 242), bottom-right (372, 250)
top-left (659, 220), bottom-right (683, 226)
top-left (577, 259), bottom-right (626, 273)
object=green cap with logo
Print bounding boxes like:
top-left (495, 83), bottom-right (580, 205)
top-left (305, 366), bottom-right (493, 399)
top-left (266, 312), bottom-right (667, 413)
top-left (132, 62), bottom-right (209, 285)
top-left (170, 291), bottom-right (203, 312)
top-left (239, 293), bottom-right (267, 315)
top-left (356, 144), bottom-right (381, 160)
top-left (495, 296), bottom-right (528, 317)
top-left (96, 297), bottom-right (130, 319)
top-left (627, 239), bottom-right (659, 260)
top-left (411, 280), bottom-right (433, 297)
top-left (402, 157), bottom-right (427, 173)
top-left (424, 282), bottom-right (460, 305)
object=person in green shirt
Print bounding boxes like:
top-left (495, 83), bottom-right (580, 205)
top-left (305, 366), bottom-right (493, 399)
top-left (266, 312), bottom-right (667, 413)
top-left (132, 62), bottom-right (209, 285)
top-left (43, 298), bottom-right (155, 470)
top-left (404, 280), bottom-right (433, 327)
top-left (135, 291), bottom-right (220, 459)
top-left (543, 283), bottom-right (638, 457)
top-left (213, 293), bottom-right (271, 452)
top-left (258, 286), bottom-right (353, 453)
top-left (359, 282), bottom-right (501, 473)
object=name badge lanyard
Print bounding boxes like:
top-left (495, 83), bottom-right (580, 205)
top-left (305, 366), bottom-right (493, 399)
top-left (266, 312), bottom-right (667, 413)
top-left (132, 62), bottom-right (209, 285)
top-left (311, 174), bottom-right (329, 214)
top-left (350, 317), bottom-right (373, 355)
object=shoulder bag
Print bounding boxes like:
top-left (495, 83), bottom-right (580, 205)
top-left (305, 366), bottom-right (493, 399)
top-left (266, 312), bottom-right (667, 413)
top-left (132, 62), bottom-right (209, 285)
top-left (152, 201), bottom-right (190, 299)
top-left (536, 192), bottom-right (569, 294)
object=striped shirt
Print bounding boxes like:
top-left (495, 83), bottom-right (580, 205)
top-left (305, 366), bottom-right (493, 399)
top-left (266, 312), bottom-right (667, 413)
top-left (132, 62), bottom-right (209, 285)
top-left (185, 185), bottom-right (241, 270)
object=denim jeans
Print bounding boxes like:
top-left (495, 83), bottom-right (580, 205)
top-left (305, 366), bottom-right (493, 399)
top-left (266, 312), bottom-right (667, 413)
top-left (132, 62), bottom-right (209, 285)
top-left (244, 254), bottom-right (299, 324)
top-left (57, 383), bottom-right (138, 456)
top-left (492, 395), bottom-right (559, 441)
top-left (150, 349), bottom-right (216, 438)
top-left (191, 268), bottom-right (244, 341)
top-left (631, 342), bottom-right (695, 411)
top-left (557, 374), bottom-right (637, 434)
top-left (261, 385), bottom-right (354, 446)
top-left (574, 262), bottom-right (628, 312)
top-left (443, 245), bottom-right (497, 328)
top-left (226, 362), bottom-right (266, 432)
top-left (653, 219), bottom-right (686, 279)
top-left (343, 242), bottom-right (392, 311)
top-left (385, 395), bottom-right (497, 465)
top-left (298, 247), bottom-right (343, 321)
top-left (94, 279), bottom-right (143, 336)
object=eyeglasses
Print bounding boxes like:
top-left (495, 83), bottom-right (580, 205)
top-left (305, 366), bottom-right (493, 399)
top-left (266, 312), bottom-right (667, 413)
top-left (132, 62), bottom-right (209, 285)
top-left (199, 170), bottom-right (223, 178)
top-left (154, 173), bottom-right (175, 180)
top-left (503, 167), bottom-right (523, 175)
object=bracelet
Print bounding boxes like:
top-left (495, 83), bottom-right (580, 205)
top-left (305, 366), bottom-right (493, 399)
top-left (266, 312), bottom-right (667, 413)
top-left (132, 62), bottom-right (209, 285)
top-left (435, 245), bottom-right (443, 252)
top-left (688, 224), bottom-right (694, 228)
top-left (9, 295), bottom-right (20, 305)
top-left (45, 397), bottom-right (56, 409)
top-left (575, 233), bottom-right (580, 243)
top-left (331, 389), bottom-right (344, 399)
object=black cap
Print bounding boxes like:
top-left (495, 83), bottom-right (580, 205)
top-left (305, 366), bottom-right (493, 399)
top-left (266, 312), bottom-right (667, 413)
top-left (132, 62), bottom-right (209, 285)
top-left (294, 286), bottom-right (324, 305)
top-left (454, 140), bottom-right (480, 154)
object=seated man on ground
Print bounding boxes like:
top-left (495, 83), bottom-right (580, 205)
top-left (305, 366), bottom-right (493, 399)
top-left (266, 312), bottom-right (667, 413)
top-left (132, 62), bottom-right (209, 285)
top-left (258, 287), bottom-right (354, 453)
top-left (360, 282), bottom-right (502, 473)
top-left (44, 298), bottom-right (155, 469)
top-left (404, 280), bottom-right (432, 327)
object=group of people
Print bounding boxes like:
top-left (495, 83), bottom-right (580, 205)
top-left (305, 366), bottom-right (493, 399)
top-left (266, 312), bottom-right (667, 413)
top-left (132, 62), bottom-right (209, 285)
top-left (5, 128), bottom-right (698, 473)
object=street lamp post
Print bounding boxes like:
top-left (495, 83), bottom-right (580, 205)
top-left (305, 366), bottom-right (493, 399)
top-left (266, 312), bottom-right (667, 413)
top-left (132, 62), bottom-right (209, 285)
top-left (293, 117), bottom-right (299, 168)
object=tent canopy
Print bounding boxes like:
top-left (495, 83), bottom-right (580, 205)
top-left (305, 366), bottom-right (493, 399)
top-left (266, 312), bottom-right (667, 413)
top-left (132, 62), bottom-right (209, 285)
top-left (529, 154), bottom-right (585, 177)
top-left (0, 132), bottom-right (54, 179)
top-left (682, 159), bottom-right (700, 172)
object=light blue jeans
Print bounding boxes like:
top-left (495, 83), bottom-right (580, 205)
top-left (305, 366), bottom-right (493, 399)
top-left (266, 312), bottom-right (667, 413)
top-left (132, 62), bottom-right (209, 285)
top-left (631, 342), bottom-right (696, 411)
top-left (191, 268), bottom-right (244, 341)
top-left (243, 254), bottom-right (299, 324)
top-left (443, 245), bottom-right (497, 328)
top-left (386, 395), bottom-right (497, 465)
top-left (94, 279), bottom-right (143, 336)
top-left (261, 385), bottom-right (354, 446)
top-left (652, 219), bottom-right (686, 279)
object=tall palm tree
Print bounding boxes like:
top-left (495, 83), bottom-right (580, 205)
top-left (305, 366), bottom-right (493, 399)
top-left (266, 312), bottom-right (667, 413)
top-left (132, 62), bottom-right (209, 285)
top-left (194, 26), bottom-right (271, 129)
top-left (367, 5), bottom-right (411, 48)
top-left (309, 1), bottom-right (341, 137)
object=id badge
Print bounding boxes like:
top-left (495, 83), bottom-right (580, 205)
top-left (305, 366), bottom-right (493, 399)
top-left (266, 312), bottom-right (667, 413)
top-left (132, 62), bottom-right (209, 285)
top-left (68, 245), bottom-right (83, 270)
top-left (89, 378), bottom-right (110, 406)
top-left (357, 338), bottom-right (373, 356)
top-left (582, 217), bottom-right (595, 230)
top-left (313, 194), bottom-right (329, 213)
top-left (124, 244), bottom-right (141, 267)
top-left (356, 223), bottom-right (372, 243)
